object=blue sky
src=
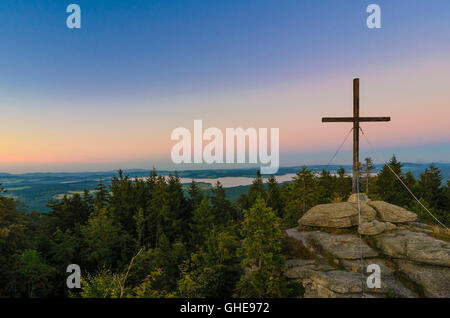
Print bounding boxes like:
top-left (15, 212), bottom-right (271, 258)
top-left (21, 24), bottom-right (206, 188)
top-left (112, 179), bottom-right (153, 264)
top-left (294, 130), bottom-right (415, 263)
top-left (2, 0), bottom-right (449, 99)
top-left (0, 1), bottom-right (449, 172)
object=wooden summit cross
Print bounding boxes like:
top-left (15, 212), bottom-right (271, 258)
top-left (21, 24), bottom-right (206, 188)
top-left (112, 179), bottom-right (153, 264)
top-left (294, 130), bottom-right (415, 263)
top-left (322, 78), bottom-right (390, 193)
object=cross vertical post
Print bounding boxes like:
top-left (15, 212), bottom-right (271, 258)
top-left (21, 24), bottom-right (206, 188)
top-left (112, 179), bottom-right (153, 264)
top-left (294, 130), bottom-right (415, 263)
top-left (353, 78), bottom-right (359, 193)
top-left (322, 78), bottom-right (391, 194)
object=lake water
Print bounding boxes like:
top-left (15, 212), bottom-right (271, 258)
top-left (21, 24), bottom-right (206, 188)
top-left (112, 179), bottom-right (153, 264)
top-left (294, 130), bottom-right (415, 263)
top-left (136, 172), bottom-right (359, 188)
top-left (177, 174), bottom-right (298, 187)
top-left (135, 173), bottom-right (298, 187)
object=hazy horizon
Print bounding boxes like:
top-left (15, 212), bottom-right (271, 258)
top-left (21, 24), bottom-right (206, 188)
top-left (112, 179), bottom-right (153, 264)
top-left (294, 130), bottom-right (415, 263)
top-left (2, 158), bottom-right (450, 175)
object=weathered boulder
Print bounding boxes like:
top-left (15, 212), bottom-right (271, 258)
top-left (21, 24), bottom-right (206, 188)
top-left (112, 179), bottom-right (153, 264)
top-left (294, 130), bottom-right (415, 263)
top-left (358, 220), bottom-right (396, 235)
top-left (298, 202), bottom-right (376, 228)
top-left (286, 229), bottom-right (378, 260)
top-left (374, 229), bottom-right (450, 266)
top-left (339, 259), bottom-right (416, 296)
top-left (285, 227), bottom-right (310, 244)
top-left (285, 228), bottom-right (329, 264)
top-left (379, 278), bottom-right (418, 298)
top-left (348, 193), bottom-right (370, 204)
top-left (285, 228), bottom-right (432, 298)
top-left (299, 203), bottom-right (356, 228)
top-left (409, 222), bottom-right (433, 233)
top-left (340, 258), bottom-right (395, 277)
top-left (286, 258), bottom-right (316, 268)
top-left (368, 201), bottom-right (417, 223)
top-left (395, 260), bottom-right (450, 298)
top-left (285, 221), bottom-right (449, 298)
top-left (285, 259), bottom-right (331, 279)
top-left (292, 266), bottom-right (414, 298)
top-left (299, 269), bottom-right (365, 298)
top-left (359, 203), bottom-right (378, 221)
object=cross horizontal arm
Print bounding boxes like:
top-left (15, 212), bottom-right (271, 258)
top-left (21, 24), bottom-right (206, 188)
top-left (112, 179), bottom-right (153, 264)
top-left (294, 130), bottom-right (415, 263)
top-left (322, 117), bottom-right (390, 123)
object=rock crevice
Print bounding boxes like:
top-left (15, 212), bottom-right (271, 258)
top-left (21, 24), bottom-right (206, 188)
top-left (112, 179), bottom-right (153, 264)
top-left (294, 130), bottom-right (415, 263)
top-left (286, 197), bottom-right (449, 298)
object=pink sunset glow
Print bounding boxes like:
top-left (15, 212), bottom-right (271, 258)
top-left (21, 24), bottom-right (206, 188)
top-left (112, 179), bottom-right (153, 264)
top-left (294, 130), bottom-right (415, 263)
top-left (1, 54), bottom-right (449, 172)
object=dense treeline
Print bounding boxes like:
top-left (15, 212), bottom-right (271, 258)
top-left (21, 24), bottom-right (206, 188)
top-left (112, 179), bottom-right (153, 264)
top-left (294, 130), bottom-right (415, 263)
top-left (0, 156), bottom-right (448, 298)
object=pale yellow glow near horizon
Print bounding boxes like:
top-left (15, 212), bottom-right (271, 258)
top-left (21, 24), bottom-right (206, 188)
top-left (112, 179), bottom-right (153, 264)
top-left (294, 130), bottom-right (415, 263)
top-left (0, 54), bottom-right (449, 172)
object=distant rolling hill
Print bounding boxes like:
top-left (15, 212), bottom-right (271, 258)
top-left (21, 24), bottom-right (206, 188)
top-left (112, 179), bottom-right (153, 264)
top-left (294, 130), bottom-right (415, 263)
top-left (1, 162), bottom-right (449, 213)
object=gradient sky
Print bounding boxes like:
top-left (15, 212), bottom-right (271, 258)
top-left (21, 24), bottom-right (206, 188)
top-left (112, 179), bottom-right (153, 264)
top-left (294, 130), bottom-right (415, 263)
top-left (1, 0), bottom-right (449, 173)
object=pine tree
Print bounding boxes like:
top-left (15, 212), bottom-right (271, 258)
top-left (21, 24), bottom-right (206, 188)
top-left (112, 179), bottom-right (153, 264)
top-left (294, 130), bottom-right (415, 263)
top-left (318, 169), bottom-right (334, 203)
top-left (147, 176), bottom-right (170, 248)
top-left (178, 229), bottom-right (239, 297)
top-left (443, 180), bottom-right (450, 214)
top-left (82, 189), bottom-right (94, 213)
top-left (47, 193), bottom-right (91, 232)
top-left (235, 197), bottom-right (286, 297)
top-left (189, 196), bottom-right (215, 248)
top-left (94, 178), bottom-right (109, 210)
top-left (133, 268), bottom-right (173, 298)
top-left (375, 155), bottom-right (409, 206)
top-left (188, 180), bottom-right (203, 211)
top-left (282, 167), bottom-right (320, 227)
top-left (134, 207), bottom-right (146, 247)
top-left (109, 170), bottom-right (137, 235)
top-left (266, 175), bottom-right (283, 218)
top-left (210, 182), bottom-right (233, 227)
top-left (14, 249), bottom-right (56, 298)
top-left (405, 171), bottom-right (417, 190)
top-left (128, 235), bottom-right (187, 293)
top-left (248, 171), bottom-right (266, 207)
top-left (146, 168), bottom-right (158, 194)
top-left (81, 207), bottom-right (134, 269)
top-left (362, 157), bottom-right (375, 194)
top-left (418, 164), bottom-right (444, 210)
top-left (78, 267), bottom-right (121, 298)
top-left (335, 167), bottom-right (351, 200)
top-left (0, 194), bottom-right (32, 297)
top-left (236, 193), bottom-right (249, 217)
top-left (167, 173), bottom-right (188, 242)
top-left (134, 178), bottom-right (151, 214)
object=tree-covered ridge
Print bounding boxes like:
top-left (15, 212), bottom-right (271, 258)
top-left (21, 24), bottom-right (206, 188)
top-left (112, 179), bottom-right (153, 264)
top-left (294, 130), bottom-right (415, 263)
top-left (0, 156), bottom-right (449, 298)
